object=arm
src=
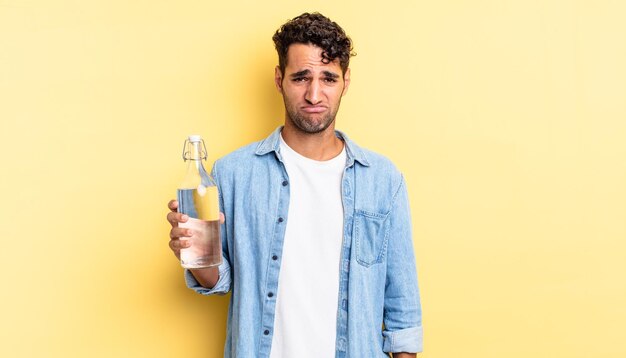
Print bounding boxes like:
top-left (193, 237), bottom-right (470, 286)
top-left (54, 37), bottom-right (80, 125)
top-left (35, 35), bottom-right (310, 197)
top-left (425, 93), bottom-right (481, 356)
top-left (382, 176), bottom-right (423, 354)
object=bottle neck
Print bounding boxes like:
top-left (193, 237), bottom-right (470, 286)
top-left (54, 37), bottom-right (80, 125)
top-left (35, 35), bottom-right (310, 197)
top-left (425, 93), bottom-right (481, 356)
top-left (186, 141), bottom-right (204, 169)
top-left (186, 142), bottom-right (205, 162)
top-left (180, 141), bottom-right (207, 189)
top-left (189, 141), bottom-right (205, 159)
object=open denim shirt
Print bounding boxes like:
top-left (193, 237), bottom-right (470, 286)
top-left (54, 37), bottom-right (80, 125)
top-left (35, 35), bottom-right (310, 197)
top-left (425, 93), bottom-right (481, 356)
top-left (185, 127), bottom-right (423, 357)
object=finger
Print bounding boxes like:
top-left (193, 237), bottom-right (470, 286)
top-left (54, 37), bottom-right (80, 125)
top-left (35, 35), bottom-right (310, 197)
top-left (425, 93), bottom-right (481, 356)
top-left (170, 227), bottom-right (193, 240)
top-left (219, 212), bottom-right (225, 224)
top-left (169, 238), bottom-right (191, 251)
top-left (168, 199), bottom-right (178, 212)
top-left (167, 212), bottom-right (189, 226)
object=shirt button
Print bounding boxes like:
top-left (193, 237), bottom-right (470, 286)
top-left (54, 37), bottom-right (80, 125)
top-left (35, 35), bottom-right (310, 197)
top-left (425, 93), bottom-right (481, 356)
top-left (267, 292), bottom-right (274, 298)
top-left (264, 329), bottom-right (270, 335)
top-left (272, 255), bottom-right (278, 260)
top-left (278, 217), bottom-right (284, 223)
top-left (282, 180), bottom-right (288, 186)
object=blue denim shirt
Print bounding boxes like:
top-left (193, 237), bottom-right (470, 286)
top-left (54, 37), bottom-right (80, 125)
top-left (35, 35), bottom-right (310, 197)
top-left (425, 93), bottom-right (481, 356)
top-left (185, 127), bottom-right (422, 357)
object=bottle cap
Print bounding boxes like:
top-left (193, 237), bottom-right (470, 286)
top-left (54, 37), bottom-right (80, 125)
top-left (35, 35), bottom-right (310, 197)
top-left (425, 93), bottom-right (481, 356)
top-left (188, 135), bottom-right (202, 143)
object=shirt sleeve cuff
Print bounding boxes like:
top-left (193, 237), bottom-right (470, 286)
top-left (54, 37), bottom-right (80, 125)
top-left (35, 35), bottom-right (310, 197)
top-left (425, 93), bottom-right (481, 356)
top-left (183, 258), bottom-right (231, 296)
top-left (382, 326), bottom-right (423, 353)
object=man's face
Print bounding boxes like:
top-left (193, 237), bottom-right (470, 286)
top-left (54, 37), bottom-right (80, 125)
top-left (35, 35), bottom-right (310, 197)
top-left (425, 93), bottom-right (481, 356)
top-left (275, 43), bottom-right (351, 134)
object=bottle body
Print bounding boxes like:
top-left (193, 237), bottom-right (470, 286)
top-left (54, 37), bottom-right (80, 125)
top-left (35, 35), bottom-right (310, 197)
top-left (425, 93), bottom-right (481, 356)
top-left (177, 136), bottom-right (222, 268)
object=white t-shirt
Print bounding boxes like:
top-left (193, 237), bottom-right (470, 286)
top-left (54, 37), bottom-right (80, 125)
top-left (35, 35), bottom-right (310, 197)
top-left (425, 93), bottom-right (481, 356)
top-left (269, 134), bottom-right (346, 357)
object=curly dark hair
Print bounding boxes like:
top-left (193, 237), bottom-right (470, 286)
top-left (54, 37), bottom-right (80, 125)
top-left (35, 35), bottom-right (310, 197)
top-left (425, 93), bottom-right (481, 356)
top-left (272, 12), bottom-right (355, 75)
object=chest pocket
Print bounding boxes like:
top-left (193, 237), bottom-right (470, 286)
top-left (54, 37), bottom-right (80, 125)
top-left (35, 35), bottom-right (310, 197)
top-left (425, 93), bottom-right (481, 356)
top-left (354, 209), bottom-right (390, 267)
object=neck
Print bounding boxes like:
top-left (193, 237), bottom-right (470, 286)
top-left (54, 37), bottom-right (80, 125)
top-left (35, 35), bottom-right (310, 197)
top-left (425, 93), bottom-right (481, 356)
top-left (281, 121), bottom-right (344, 161)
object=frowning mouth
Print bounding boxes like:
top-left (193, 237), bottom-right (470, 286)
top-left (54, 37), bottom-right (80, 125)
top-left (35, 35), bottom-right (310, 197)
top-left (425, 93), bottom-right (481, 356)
top-left (301, 106), bottom-right (327, 113)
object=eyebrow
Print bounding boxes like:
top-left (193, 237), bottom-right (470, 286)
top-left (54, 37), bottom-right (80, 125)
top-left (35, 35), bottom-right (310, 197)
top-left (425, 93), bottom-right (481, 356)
top-left (290, 70), bottom-right (311, 78)
top-left (322, 71), bottom-right (340, 79)
top-left (289, 69), bottom-right (341, 79)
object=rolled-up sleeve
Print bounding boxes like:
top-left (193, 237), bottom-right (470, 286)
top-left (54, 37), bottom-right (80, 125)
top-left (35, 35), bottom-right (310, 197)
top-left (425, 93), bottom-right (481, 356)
top-left (382, 326), bottom-right (423, 353)
top-left (184, 258), bottom-right (232, 295)
top-left (382, 176), bottom-right (423, 353)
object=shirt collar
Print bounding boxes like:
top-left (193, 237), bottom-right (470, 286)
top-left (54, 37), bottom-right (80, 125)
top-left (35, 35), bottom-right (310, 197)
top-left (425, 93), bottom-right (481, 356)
top-left (255, 126), bottom-right (370, 167)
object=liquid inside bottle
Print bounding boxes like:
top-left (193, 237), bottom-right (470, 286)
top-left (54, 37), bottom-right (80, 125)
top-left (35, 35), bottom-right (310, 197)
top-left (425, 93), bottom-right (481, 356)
top-left (177, 136), bottom-right (222, 268)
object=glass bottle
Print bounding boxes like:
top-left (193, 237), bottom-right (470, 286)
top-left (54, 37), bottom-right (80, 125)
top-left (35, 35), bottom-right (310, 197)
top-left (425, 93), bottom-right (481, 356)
top-left (177, 135), bottom-right (222, 268)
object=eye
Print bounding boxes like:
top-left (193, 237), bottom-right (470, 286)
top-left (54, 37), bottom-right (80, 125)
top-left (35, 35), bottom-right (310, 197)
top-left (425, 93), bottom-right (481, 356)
top-left (323, 77), bottom-right (338, 83)
top-left (292, 77), bottom-right (308, 82)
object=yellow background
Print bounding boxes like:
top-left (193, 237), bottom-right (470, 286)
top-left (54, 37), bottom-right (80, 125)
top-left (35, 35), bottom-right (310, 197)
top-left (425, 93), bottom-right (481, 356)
top-left (1, 1), bottom-right (625, 357)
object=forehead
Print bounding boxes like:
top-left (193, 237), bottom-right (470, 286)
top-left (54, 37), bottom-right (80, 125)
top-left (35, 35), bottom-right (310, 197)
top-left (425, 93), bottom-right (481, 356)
top-left (284, 43), bottom-right (342, 73)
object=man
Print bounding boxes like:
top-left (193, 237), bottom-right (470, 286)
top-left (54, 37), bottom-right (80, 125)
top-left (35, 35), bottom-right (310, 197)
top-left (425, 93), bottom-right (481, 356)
top-left (167, 12), bottom-right (422, 357)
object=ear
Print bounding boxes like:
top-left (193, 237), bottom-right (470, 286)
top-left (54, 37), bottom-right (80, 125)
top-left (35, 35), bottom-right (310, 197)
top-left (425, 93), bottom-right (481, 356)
top-left (342, 68), bottom-right (351, 96)
top-left (274, 66), bottom-right (283, 92)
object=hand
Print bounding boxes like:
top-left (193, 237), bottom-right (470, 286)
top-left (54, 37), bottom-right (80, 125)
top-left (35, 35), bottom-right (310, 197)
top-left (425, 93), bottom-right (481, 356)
top-left (166, 199), bottom-right (225, 260)
top-left (167, 199), bottom-right (225, 288)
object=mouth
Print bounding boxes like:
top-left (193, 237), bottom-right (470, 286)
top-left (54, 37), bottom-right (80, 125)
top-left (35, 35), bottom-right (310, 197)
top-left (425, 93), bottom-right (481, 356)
top-left (301, 106), bottom-right (327, 113)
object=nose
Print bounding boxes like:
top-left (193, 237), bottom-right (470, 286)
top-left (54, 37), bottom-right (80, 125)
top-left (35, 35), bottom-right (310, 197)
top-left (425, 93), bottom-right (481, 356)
top-left (305, 80), bottom-right (322, 105)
